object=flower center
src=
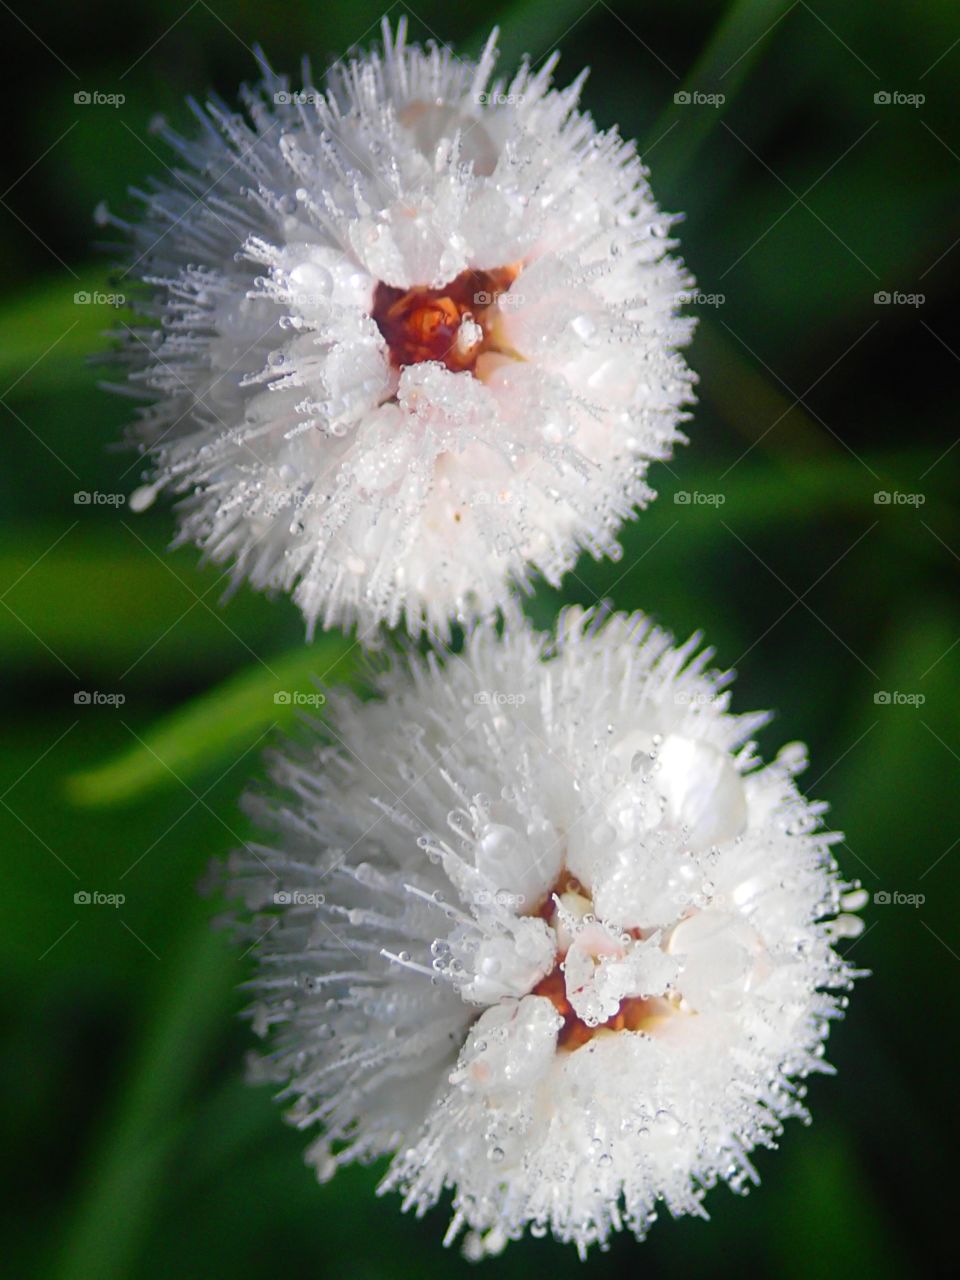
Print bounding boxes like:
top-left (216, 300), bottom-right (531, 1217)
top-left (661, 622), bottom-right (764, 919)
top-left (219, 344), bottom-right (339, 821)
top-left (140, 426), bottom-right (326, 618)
top-left (371, 265), bottom-right (520, 374)
top-left (531, 966), bottom-right (676, 1051)
top-left (529, 873), bottom-right (680, 1050)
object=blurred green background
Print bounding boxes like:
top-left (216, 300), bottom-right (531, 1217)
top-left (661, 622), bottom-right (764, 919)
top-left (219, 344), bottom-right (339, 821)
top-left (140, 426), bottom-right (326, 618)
top-left (2, 0), bottom-right (957, 1275)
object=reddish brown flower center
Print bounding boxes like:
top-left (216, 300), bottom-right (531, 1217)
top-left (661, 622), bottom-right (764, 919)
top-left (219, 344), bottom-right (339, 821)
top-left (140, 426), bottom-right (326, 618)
top-left (531, 965), bottom-right (675, 1051)
top-left (529, 872), bottom-right (676, 1050)
top-left (371, 265), bottom-right (519, 374)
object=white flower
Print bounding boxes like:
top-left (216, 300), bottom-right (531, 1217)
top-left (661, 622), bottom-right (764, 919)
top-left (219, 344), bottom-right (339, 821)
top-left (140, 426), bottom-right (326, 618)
top-left (107, 20), bottom-right (695, 641)
top-left (224, 606), bottom-right (864, 1257)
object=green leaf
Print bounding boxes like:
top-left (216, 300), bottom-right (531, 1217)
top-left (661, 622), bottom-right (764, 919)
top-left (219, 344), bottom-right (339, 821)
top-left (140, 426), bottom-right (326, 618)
top-left (66, 635), bottom-right (358, 806)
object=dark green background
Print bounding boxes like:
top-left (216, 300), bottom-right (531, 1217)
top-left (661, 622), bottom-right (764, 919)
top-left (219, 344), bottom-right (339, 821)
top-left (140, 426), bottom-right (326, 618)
top-left (2, 1), bottom-right (956, 1276)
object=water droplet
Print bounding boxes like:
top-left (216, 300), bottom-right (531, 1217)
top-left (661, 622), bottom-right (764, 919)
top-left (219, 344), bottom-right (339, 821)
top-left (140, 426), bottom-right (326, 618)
top-left (129, 483), bottom-right (160, 513)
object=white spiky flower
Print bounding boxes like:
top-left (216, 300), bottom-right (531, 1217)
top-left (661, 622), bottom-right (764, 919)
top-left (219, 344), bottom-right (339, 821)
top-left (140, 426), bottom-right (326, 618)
top-left (224, 606), bottom-right (864, 1257)
top-left (106, 20), bottom-right (695, 641)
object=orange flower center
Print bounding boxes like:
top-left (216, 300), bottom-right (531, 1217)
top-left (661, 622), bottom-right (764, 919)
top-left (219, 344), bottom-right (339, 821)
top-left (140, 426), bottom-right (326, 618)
top-left (371, 265), bottom-right (520, 374)
top-left (529, 873), bottom-right (677, 1050)
top-left (531, 965), bottom-right (675, 1051)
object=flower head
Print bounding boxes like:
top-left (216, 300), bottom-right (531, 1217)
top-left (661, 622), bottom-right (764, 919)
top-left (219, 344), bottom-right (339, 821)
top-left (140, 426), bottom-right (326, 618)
top-left (224, 606), bottom-right (864, 1256)
top-left (108, 20), bottom-right (695, 641)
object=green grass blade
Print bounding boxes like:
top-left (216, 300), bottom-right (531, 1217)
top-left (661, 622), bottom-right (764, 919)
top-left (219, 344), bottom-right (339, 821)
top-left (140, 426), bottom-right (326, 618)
top-left (51, 899), bottom-right (238, 1280)
top-left (66, 635), bottom-right (358, 806)
top-left (645, 0), bottom-right (796, 186)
